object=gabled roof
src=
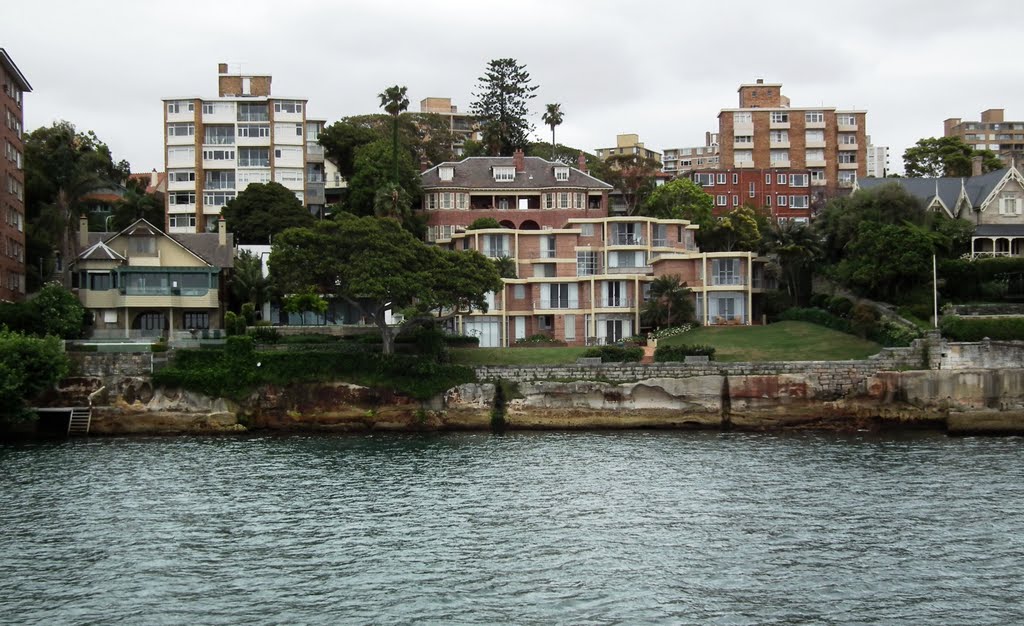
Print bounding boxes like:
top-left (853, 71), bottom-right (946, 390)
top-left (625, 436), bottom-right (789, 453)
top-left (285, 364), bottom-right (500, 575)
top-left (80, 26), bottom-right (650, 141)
top-left (0, 49), bottom-right (32, 92)
top-left (422, 156), bottom-right (613, 190)
top-left (81, 218), bottom-right (235, 268)
top-left (79, 241), bottom-right (126, 262)
top-left (857, 168), bottom-right (1014, 218)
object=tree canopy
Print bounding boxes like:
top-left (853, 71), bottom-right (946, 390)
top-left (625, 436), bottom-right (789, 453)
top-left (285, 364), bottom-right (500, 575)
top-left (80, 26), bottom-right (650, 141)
top-left (107, 176), bottom-right (164, 232)
top-left (642, 275), bottom-right (695, 330)
top-left (903, 136), bottom-right (1003, 177)
top-left (706, 205), bottom-right (763, 252)
top-left (594, 153), bottom-right (660, 215)
top-left (639, 178), bottom-right (714, 228)
top-left (470, 58), bottom-right (538, 156)
top-left (346, 139), bottom-right (422, 219)
top-left (319, 113), bottom-right (456, 180)
top-left (0, 329), bottom-right (69, 422)
top-left (0, 282), bottom-right (85, 339)
top-left (541, 103), bottom-right (563, 159)
top-left (221, 181), bottom-right (315, 245)
top-left (268, 215), bottom-right (502, 354)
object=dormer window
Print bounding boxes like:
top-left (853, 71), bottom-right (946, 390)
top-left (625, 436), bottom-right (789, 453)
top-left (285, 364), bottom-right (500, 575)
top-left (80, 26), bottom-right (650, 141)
top-left (493, 166), bottom-right (515, 182)
top-left (554, 167), bottom-right (569, 181)
top-left (439, 166), bottom-right (454, 181)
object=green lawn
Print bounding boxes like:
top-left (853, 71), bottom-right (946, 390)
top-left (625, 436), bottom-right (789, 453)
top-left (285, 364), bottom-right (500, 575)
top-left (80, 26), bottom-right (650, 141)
top-left (659, 321), bottom-right (881, 362)
top-left (451, 321), bottom-right (882, 366)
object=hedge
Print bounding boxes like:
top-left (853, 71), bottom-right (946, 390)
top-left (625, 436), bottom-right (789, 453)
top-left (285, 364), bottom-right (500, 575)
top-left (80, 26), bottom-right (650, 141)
top-left (778, 307), bottom-right (919, 347)
top-left (654, 344), bottom-right (716, 362)
top-left (939, 257), bottom-right (1024, 301)
top-left (939, 315), bottom-right (1024, 341)
top-left (582, 345), bottom-right (643, 362)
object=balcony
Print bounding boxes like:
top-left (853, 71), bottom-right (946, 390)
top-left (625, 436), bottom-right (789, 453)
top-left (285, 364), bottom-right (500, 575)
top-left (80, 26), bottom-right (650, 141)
top-left (805, 139), bottom-right (826, 149)
top-left (838, 142), bottom-right (858, 151)
top-left (769, 120), bottom-right (790, 130)
top-left (838, 162), bottom-right (859, 170)
top-left (769, 140), bottom-right (790, 149)
top-left (609, 233), bottom-right (644, 246)
top-left (805, 120), bottom-right (826, 130)
top-left (305, 182), bottom-right (325, 205)
top-left (533, 298), bottom-right (580, 310)
top-left (811, 178), bottom-right (827, 186)
top-left (596, 297), bottom-right (633, 308)
top-left (709, 275), bottom-right (746, 286)
top-left (607, 265), bottom-right (653, 275)
top-left (806, 159), bottom-right (827, 168)
top-left (837, 122), bottom-right (858, 132)
top-left (306, 143), bottom-right (324, 161)
top-left (483, 247), bottom-right (511, 258)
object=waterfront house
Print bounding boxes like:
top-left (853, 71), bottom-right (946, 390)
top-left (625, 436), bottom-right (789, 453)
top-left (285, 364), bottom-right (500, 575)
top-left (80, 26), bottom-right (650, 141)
top-left (71, 216), bottom-right (233, 338)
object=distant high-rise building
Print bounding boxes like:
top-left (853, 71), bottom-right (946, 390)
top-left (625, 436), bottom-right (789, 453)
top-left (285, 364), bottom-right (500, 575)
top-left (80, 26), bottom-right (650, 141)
top-left (864, 137), bottom-right (890, 178)
top-left (418, 97), bottom-right (479, 157)
top-left (944, 109), bottom-right (1024, 166)
top-left (662, 132), bottom-right (720, 176)
top-left (0, 48), bottom-right (30, 300)
top-left (717, 79), bottom-right (867, 196)
top-left (595, 134), bottom-right (662, 165)
top-left (162, 63), bottom-right (325, 233)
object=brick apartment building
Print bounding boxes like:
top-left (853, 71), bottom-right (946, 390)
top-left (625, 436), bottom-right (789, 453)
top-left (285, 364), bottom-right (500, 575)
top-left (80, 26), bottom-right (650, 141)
top-left (162, 63), bottom-right (325, 234)
top-left (420, 150), bottom-right (772, 346)
top-left (689, 168), bottom-right (813, 222)
top-left (1, 49), bottom-right (30, 300)
top-left (662, 132), bottom-right (720, 176)
top-left (944, 109), bottom-right (1024, 166)
top-left (718, 80), bottom-right (867, 197)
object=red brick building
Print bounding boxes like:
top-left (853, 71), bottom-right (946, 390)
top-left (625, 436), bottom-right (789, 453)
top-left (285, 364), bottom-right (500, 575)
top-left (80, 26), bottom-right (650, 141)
top-left (688, 168), bottom-right (813, 223)
top-left (1, 49), bottom-right (30, 300)
top-left (718, 80), bottom-right (867, 197)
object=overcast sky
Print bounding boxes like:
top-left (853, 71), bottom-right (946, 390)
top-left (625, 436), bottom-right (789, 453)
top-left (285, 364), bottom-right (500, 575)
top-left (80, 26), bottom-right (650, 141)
top-left (5, 0), bottom-right (1021, 175)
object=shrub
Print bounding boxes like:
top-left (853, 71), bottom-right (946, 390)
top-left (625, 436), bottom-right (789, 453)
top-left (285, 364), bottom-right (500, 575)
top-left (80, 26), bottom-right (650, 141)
top-left (223, 311), bottom-right (247, 337)
top-left (248, 325), bottom-right (281, 344)
top-left (871, 320), bottom-right (920, 347)
top-left (649, 324), bottom-right (694, 341)
top-left (778, 307), bottom-right (852, 333)
top-left (582, 345), bottom-right (643, 362)
top-left (151, 340), bottom-right (169, 353)
top-left (467, 217), bottom-right (502, 230)
top-left (514, 334), bottom-right (567, 347)
top-left (763, 290), bottom-right (794, 321)
top-left (241, 302), bottom-right (257, 326)
top-left (939, 257), bottom-right (1024, 302)
top-left (849, 302), bottom-right (878, 338)
top-left (939, 315), bottom-right (1024, 341)
top-left (827, 296), bottom-right (853, 319)
top-left (654, 344), bottom-right (716, 362)
top-left (444, 334), bottom-right (480, 347)
top-left (809, 293), bottom-right (831, 309)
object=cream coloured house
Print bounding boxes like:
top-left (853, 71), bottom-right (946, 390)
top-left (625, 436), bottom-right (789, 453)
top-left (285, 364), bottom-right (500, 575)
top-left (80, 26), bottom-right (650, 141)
top-left (71, 216), bottom-right (234, 338)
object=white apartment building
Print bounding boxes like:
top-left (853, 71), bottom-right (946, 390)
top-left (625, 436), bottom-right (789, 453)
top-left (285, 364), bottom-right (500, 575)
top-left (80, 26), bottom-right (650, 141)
top-left (162, 63), bottom-right (325, 234)
top-left (865, 137), bottom-right (890, 178)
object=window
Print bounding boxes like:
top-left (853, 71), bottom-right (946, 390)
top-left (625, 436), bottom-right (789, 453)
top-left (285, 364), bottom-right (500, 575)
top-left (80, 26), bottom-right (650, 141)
top-left (456, 193), bottom-right (468, 209)
top-left (770, 150), bottom-right (789, 164)
top-left (805, 111), bottom-right (824, 123)
top-left (167, 123), bottom-right (194, 138)
top-left (554, 167), bottom-right (569, 181)
top-left (734, 135), bottom-right (753, 144)
top-left (769, 130), bottom-right (788, 143)
top-left (577, 251), bottom-right (598, 276)
top-left (205, 170), bottom-right (235, 189)
top-left (575, 193), bottom-right (584, 209)
top-left (238, 147), bottom-right (270, 167)
top-left (712, 258), bottom-right (740, 286)
top-left (716, 195), bottom-right (727, 206)
top-left (806, 149), bottom-right (825, 161)
top-left (168, 169), bottom-right (196, 183)
top-left (167, 101), bottom-right (194, 114)
top-left (694, 173), bottom-right (714, 186)
top-left (837, 113), bottom-right (857, 126)
top-left (237, 169), bottom-right (272, 185)
top-left (482, 234), bottom-right (510, 258)
top-left (237, 103), bottom-right (269, 122)
top-left (559, 193), bottom-right (569, 208)
top-left (717, 173), bottom-right (726, 184)
top-left (183, 312), bottom-right (210, 330)
top-left (237, 124), bottom-right (270, 138)
top-left (749, 182), bottom-right (756, 197)
top-left (789, 195), bottom-right (809, 209)
top-left (838, 152), bottom-right (857, 164)
top-left (441, 192), bottom-right (452, 209)
top-left (493, 167), bottom-right (515, 181)
top-left (168, 214), bottom-right (196, 229)
top-left (765, 195), bottom-right (771, 207)
top-left (274, 100), bottom-right (303, 114)
top-left (544, 193), bottom-right (553, 209)
top-left (168, 192), bottom-right (196, 205)
top-left (426, 194), bottom-right (436, 210)
top-left (732, 173), bottom-right (739, 184)
top-left (734, 150), bottom-right (753, 164)
top-left (203, 191), bottom-right (236, 207)
top-left (765, 174), bottom-right (772, 184)
top-left (839, 171), bottom-right (856, 186)
top-left (131, 237), bottom-right (157, 255)
top-left (789, 174), bottom-right (808, 187)
top-left (439, 166), bottom-right (454, 181)
top-left (734, 112), bottom-right (752, 124)
top-left (732, 195), bottom-right (739, 206)
top-left (810, 169), bottom-right (825, 182)
top-left (770, 111), bottom-right (789, 123)
top-left (999, 193), bottom-right (1022, 215)
top-left (275, 146), bottom-right (302, 162)
top-left (514, 284), bottom-right (525, 299)
top-left (202, 148), bottom-right (235, 162)
top-left (805, 129), bottom-right (824, 143)
top-left (777, 195), bottom-right (788, 206)
top-left (580, 223), bottom-right (595, 237)
top-left (839, 134), bottom-right (857, 145)
top-left (204, 125), bottom-right (234, 145)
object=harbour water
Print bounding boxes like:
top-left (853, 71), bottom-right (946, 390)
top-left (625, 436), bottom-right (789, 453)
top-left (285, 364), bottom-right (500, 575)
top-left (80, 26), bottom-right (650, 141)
top-left (2, 431), bottom-right (1023, 625)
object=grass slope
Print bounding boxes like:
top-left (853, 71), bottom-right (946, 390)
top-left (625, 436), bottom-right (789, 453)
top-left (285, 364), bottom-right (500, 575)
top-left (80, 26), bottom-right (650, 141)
top-left (660, 321), bottom-right (881, 362)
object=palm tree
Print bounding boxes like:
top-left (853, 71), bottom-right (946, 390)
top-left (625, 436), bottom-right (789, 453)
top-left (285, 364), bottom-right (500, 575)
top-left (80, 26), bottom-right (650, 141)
top-left (541, 103), bottom-right (563, 160)
top-left (230, 250), bottom-right (271, 313)
top-left (765, 220), bottom-right (822, 307)
top-left (493, 256), bottom-right (518, 279)
top-left (378, 85), bottom-right (409, 185)
top-left (642, 275), bottom-right (694, 330)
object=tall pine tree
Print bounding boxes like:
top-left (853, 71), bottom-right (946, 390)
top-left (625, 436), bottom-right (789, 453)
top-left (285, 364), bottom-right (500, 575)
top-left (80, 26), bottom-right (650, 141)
top-left (470, 59), bottom-right (538, 156)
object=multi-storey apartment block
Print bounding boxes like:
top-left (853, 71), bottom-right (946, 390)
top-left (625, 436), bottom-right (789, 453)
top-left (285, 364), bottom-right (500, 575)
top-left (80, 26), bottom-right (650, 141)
top-left (418, 97), bottom-right (479, 157)
top-left (718, 79), bottom-right (867, 196)
top-left (420, 150), bottom-right (770, 346)
top-left (662, 132), bottom-right (720, 176)
top-left (944, 109), bottom-right (1024, 166)
top-left (162, 63), bottom-right (325, 234)
top-left (688, 168), bottom-right (813, 222)
top-left (595, 133), bottom-right (662, 165)
top-left (864, 137), bottom-right (891, 178)
top-left (1, 49), bottom-right (30, 300)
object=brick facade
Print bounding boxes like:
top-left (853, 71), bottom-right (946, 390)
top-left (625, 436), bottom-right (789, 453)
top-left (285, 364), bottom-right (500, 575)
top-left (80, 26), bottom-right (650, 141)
top-left (0, 49), bottom-right (30, 300)
top-left (688, 168), bottom-right (814, 221)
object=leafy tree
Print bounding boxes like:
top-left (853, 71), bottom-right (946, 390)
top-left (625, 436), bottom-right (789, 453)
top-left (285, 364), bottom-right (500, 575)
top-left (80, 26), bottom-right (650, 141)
top-left (834, 222), bottom-right (936, 301)
top-left (221, 182), bottom-right (314, 245)
top-left (283, 286), bottom-right (328, 325)
top-left (815, 182), bottom-right (928, 264)
top-left (346, 140), bottom-right (422, 218)
top-left (378, 85), bottom-right (410, 184)
top-left (471, 58), bottom-right (538, 156)
top-left (31, 282), bottom-right (86, 338)
top-left (468, 217), bottom-right (502, 230)
top-left (373, 182), bottom-right (414, 223)
top-left (23, 121), bottom-right (130, 290)
top-left (318, 117), bottom-right (380, 179)
top-left (0, 329), bottom-right (69, 422)
top-left (705, 205), bottom-right (762, 252)
top-left (493, 256), bottom-right (518, 279)
top-left (903, 136), bottom-right (1003, 177)
top-left (229, 250), bottom-right (271, 313)
top-left (268, 215), bottom-right (502, 354)
top-left (639, 178), bottom-right (714, 229)
top-left (541, 103), bottom-right (563, 160)
top-left (109, 177), bottom-right (164, 231)
top-left (319, 113), bottom-right (456, 180)
top-left (642, 275), bottom-right (695, 330)
top-left (765, 220), bottom-right (821, 307)
top-left (597, 153), bottom-right (661, 215)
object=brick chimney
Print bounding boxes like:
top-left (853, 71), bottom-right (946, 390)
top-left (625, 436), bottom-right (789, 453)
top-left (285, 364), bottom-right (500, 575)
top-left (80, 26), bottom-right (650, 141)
top-left (972, 155), bottom-right (984, 177)
top-left (218, 62), bottom-right (228, 74)
top-left (218, 217), bottom-right (227, 247)
top-left (577, 152), bottom-right (588, 173)
top-left (150, 168), bottom-right (158, 189)
top-left (513, 148), bottom-right (525, 173)
top-left (79, 215), bottom-right (90, 249)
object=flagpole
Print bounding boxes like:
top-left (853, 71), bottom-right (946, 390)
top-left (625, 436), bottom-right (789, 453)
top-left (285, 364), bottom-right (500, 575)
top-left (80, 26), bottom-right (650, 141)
top-left (933, 254), bottom-right (938, 328)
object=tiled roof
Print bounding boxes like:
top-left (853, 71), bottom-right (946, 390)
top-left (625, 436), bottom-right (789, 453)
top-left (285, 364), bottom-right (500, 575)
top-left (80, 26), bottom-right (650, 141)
top-left (83, 218), bottom-right (235, 268)
top-left (975, 224), bottom-right (1024, 237)
top-left (858, 168), bottom-right (1012, 215)
top-left (422, 156), bottom-right (613, 190)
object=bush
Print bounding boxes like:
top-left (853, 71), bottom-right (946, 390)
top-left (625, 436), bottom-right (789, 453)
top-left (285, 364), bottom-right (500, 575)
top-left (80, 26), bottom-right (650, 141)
top-left (514, 334), bottom-right (566, 347)
top-left (809, 293), bottom-right (831, 309)
top-left (151, 340), bottom-right (169, 353)
top-left (939, 257), bottom-right (1024, 302)
top-left (248, 325), bottom-right (281, 344)
top-left (649, 324), bottom-right (695, 341)
top-left (224, 311), bottom-right (247, 337)
top-left (654, 344), bottom-right (716, 362)
top-left (241, 302), bottom-right (257, 326)
top-left (940, 315), bottom-right (1024, 341)
top-left (778, 307), bottom-right (852, 333)
top-left (849, 302), bottom-right (878, 338)
top-left (467, 217), bottom-right (502, 230)
top-left (827, 296), bottom-right (853, 318)
top-left (763, 290), bottom-right (794, 321)
top-left (278, 334), bottom-right (343, 345)
top-left (444, 334), bottom-right (480, 347)
top-left (582, 345), bottom-right (643, 362)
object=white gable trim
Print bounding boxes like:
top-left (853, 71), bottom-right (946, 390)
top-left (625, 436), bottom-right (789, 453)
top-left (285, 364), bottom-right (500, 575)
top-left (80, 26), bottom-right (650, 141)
top-left (978, 167), bottom-right (1024, 213)
top-left (106, 218), bottom-right (212, 267)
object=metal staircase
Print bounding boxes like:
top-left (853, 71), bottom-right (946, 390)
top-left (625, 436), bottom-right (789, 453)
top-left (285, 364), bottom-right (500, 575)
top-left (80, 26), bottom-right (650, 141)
top-left (67, 407), bottom-right (92, 436)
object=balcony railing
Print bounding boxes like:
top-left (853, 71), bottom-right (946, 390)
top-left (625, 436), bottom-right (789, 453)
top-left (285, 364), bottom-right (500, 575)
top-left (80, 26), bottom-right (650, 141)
top-left (483, 247), bottom-right (511, 258)
top-left (533, 299), bottom-right (580, 309)
top-left (709, 275), bottom-right (746, 286)
top-left (610, 234), bottom-right (644, 246)
top-left (607, 265), bottom-right (653, 275)
top-left (597, 297), bottom-right (633, 308)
